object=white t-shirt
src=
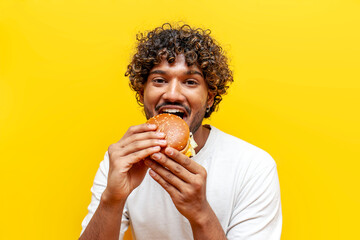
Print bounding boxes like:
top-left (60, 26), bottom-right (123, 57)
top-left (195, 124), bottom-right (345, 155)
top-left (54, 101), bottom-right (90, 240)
top-left (81, 126), bottom-right (282, 239)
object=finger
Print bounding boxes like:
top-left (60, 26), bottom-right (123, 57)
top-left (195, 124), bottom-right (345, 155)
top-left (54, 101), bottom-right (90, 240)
top-left (120, 131), bottom-right (166, 147)
top-left (164, 147), bottom-right (203, 174)
top-left (144, 159), bottom-right (185, 191)
top-left (150, 152), bottom-right (192, 183)
top-left (126, 146), bottom-right (162, 165)
top-left (146, 162), bottom-right (181, 197)
top-left (121, 123), bottom-right (158, 140)
top-left (121, 138), bottom-right (167, 156)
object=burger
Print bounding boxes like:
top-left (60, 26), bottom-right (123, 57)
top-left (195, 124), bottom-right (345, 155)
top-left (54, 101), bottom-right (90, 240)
top-left (147, 113), bottom-right (197, 157)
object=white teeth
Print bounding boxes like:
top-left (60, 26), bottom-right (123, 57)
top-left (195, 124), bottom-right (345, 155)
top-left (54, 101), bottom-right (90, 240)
top-left (162, 109), bottom-right (184, 113)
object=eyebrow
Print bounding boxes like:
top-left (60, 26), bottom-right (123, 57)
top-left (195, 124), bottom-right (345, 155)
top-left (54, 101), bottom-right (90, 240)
top-left (187, 70), bottom-right (203, 77)
top-left (149, 70), bottom-right (203, 77)
top-left (149, 70), bottom-right (166, 75)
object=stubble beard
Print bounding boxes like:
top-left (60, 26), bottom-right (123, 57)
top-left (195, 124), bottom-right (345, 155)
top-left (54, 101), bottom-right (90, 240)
top-left (189, 104), bottom-right (206, 135)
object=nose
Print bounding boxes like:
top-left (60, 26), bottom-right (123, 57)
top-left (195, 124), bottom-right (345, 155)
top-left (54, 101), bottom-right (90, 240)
top-left (162, 80), bottom-right (186, 103)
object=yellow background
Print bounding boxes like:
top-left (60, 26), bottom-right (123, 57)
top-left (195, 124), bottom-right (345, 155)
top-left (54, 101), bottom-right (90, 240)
top-left (1, 0), bottom-right (359, 239)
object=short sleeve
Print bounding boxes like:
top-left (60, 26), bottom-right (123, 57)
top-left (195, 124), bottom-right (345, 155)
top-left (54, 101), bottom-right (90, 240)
top-left (226, 154), bottom-right (282, 239)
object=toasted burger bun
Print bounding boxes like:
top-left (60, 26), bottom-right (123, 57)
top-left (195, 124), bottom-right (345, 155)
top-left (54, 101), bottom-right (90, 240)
top-left (147, 113), bottom-right (195, 157)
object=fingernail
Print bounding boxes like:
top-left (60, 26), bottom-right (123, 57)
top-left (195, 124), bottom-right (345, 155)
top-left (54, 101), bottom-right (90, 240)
top-left (156, 132), bottom-right (165, 137)
top-left (158, 139), bottom-right (167, 144)
top-left (147, 124), bottom-right (157, 129)
top-left (166, 148), bottom-right (173, 156)
top-left (152, 153), bottom-right (161, 160)
top-left (149, 169), bottom-right (157, 177)
top-left (152, 146), bottom-right (160, 150)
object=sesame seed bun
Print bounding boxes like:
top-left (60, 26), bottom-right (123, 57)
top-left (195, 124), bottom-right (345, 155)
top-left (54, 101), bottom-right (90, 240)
top-left (147, 113), bottom-right (192, 155)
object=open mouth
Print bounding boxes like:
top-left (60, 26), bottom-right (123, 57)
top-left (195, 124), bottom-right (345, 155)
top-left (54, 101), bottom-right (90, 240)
top-left (160, 108), bottom-right (186, 119)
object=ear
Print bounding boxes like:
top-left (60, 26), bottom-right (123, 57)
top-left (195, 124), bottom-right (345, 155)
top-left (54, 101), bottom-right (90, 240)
top-left (207, 91), bottom-right (215, 108)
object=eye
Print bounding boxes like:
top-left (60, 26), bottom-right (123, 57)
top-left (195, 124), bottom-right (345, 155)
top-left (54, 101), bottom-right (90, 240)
top-left (152, 78), bottom-right (166, 84)
top-left (184, 79), bottom-right (198, 86)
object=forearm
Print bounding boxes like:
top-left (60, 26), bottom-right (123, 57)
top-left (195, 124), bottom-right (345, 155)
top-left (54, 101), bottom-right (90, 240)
top-left (79, 195), bottom-right (126, 240)
top-left (190, 205), bottom-right (227, 240)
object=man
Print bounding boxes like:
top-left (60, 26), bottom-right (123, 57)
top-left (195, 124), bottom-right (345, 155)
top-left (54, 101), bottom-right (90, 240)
top-left (80, 23), bottom-right (282, 240)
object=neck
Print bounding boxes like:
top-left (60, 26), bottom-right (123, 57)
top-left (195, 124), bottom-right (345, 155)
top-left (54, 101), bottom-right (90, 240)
top-left (193, 125), bottom-right (211, 153)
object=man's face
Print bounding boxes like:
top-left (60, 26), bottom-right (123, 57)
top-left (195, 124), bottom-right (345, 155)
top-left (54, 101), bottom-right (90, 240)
top-left (141, 54), bottom-right (214, 134)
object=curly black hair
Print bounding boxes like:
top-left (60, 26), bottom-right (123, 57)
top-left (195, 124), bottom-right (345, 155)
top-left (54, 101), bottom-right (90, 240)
top-left (125, 23), bottom-right (233, 118)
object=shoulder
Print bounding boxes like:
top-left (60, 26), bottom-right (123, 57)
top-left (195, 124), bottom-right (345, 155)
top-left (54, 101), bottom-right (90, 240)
top-left (209, 126), bottom-right (276, 171)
